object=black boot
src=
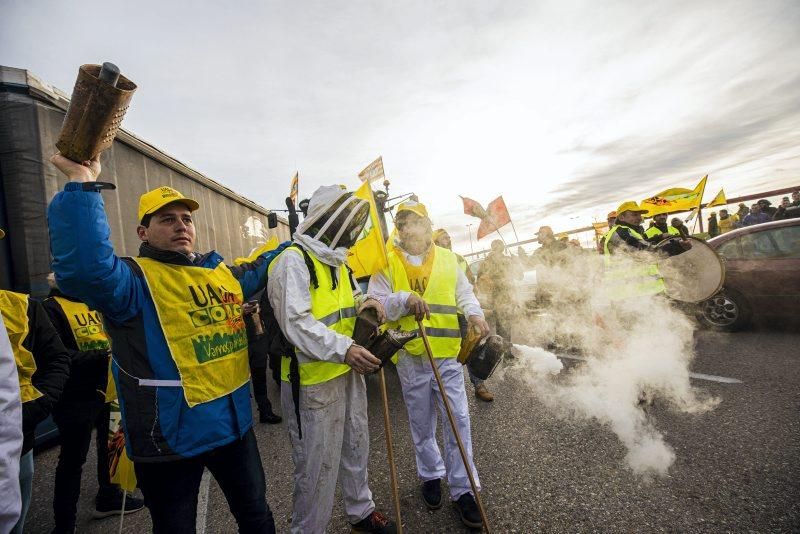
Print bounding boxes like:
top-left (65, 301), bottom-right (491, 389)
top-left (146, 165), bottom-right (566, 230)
top-left (351, 510), bottom-right (397, 533)
top-left (259, 410), bottom-right (282, 424)
top-left (93, 488), bottom-right (145, 519)
top-left (421, 478), bottom-right (442, 510)
top-left (454, 493), bottom-right (482, 529)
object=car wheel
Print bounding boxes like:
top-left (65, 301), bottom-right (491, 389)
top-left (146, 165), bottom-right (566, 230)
top-left (698, 289), bottom-right (752, 332)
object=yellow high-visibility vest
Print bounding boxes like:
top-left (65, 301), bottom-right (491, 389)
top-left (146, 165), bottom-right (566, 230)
top-left (386, 246), bottom-right (461, 358)
top-left (603, 225), bottom-right (666, 300)
top-left (51, 297), bottom-right (110, 351)
top-left (644, 225), bottom-right (681, 239)
top-left (0, 290), bottom-right (44, 403)
top-left (270, 246), bottom-right (355, 386)
top-left (133, 258), bottom-right (251, 407)
top-left (50, 296), bottom-right (115, 401)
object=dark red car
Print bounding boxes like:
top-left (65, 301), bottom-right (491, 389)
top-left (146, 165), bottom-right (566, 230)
top-left (699, 218), bottom-right (800, 330)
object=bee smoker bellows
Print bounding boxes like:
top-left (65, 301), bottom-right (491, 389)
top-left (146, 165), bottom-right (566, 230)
top-left (368, 329), bottom-right (418, 370)
top-left (56, 63), bottom-right (137, 163)
top-left (465, 334), bottom-right (507, 381)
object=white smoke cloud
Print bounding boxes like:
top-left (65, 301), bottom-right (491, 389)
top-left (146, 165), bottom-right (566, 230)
top-left (491, 247), bottom-right (719, 476)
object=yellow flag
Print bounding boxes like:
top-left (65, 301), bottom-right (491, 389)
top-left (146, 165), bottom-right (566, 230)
top-left (348, 181), bottom-right (389, 278)
top-left (707, 188), bottom-right (727, 207)
top-left (108, 401), bottom-right (137, 491)
top-left (641, 175), bottom-right (707, 216)
top-left (289, 172), bottom-right (299, 203)
top-left (592, 222), bottom-right (609, 236)
top-left (233, 237), bottom-right (280, 266)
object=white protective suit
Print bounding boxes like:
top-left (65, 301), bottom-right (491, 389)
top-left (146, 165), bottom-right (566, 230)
top-left (0, 313), bottom-right (23, 531)
top-left (268, 228), bottom-right (375, 534)
top-left (369, 246), bottom-right (484, 500)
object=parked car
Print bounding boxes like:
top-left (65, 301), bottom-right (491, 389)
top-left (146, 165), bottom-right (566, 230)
top-left (698, 219), bottom-right (800, 331)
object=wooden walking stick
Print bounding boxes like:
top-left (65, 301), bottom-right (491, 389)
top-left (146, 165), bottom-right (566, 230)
top-left (416, 319), bottom-right (491, 533)
top-left (378, 367), bottom-right (403, 533)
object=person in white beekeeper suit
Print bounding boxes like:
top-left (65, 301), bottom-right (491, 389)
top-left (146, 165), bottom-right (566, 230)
top-left (368, 200), bottom-right (490, 529)
top-left (267, 185), bottom-right (397, 534)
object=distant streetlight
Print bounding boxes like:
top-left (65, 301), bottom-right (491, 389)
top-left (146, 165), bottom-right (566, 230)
top-left (466, 224), bottom-right (475, 254)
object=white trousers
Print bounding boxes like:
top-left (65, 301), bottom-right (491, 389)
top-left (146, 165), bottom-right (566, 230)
top-left (281, 370), bottom-right (375, 534)
top-left (395, 352), bottom-right (481, 500)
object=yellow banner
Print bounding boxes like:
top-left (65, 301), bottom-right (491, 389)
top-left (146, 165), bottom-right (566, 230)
top-left (233, 236), bottom-right (280, 266)
top-left (289, 172), bottom-right (299, 203)
top-left (348, 181), bottom-right (389, 278)
top-left (641, 175), bottom-right (707, 216)
top-left (707, 188), bottom-right (727, 207)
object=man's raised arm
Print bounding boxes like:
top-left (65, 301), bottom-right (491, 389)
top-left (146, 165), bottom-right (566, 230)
top-left (47, 154), bottom-right (141, 322)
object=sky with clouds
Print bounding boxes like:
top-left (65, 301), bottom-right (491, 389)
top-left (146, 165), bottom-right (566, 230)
top-left (2, 0), bottom-right (799, 252)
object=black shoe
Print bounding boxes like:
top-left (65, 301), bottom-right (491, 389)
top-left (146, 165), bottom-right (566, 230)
top-left (421, 478), bottom-right (442, 510)
top-left (259, 411), bottom-right (282, 424)
top-left (351, 510), bottom-right (397, 533)
top-left (93, 489), bottom-right (145, 519)
top-left (50, 526), bottom-right (76, 534)
top-left (454, 493), bottom-right (482, 529)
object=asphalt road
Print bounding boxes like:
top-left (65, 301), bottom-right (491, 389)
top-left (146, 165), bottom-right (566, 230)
top-left (24, 326), bottom-right (800, 533)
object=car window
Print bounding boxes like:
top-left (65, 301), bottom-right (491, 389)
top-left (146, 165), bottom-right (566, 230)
top-left (769, 226), bottom-right (800, 258)
top-left (738, 231), bottom-right (782, 259)
top-left (717, 239), bottom-right (742, 260)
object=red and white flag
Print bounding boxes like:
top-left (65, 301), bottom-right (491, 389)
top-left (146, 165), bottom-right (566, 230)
top-left (477, 196), bottom-right (511, 239)
top-left (460, 196), bottom-right (488, 219)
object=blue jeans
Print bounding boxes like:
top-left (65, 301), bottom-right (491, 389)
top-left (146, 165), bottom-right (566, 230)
top-left (10, 450), bottom-right (33, 534)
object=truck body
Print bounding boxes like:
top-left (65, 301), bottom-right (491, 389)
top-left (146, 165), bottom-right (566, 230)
top-left (0, 65), bottom-right (289, 296)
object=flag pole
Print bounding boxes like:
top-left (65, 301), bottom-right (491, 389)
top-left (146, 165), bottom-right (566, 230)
top-left (369, 180), bottom-right (403, 533)
top-left (508, 218), bottom-right (520, 243)
top-left (697, 175), bottom-right (708, 234)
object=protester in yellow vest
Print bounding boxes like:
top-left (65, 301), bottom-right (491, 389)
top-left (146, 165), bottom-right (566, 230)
top-left (603, 201), bottom-right (676, 301)
top-left (644, 212), bottom-right (682, 242)
top-left (47, 154), bottom-right (276, 533)
top-left (369, 201), bottom-right (490, 530)
top-left (432, 228), bottom-right (495, 402)
top-left (42, 274), bottom-right (144, 531)
top-left (267, 185), bottom-right (397, 534)
top-left (717, 209), bottom-right (739, 233)
top-left (0, 288), bottom-right (70, 534)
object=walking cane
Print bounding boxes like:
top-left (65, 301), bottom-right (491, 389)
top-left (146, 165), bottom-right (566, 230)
top-left (378, 367), bottom-right (403, 533)
top-left (416, 319), bottom-right (491, 533)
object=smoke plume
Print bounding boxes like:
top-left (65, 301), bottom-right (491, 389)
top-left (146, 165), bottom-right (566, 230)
top-left (490, 246), bottom-right (719, 476)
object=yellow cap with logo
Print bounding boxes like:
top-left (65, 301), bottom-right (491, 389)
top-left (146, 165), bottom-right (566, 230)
top-left (396, 200), bottom-right (429, 219)
top-left (615, 201), bottom-right (649, 215)
top-left (138, 186), bottom-right (200, 224)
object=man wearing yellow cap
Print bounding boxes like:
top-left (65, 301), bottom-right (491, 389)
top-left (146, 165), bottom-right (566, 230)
top-left (369, 201), bottom-right (490, 529)
top-left (47, 154), bottom-right (277, 533)
top-left (603, 201), bottom-right (688, 299)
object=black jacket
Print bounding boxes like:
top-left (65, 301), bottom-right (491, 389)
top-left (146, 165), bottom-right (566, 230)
top-left (20, 297), bottom-right (71, 453)
top-left (42, 289), bottom-right (109, 402)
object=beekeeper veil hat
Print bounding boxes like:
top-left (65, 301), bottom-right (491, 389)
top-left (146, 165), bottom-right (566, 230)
top-left (296, 185), bottom-right (370, 249)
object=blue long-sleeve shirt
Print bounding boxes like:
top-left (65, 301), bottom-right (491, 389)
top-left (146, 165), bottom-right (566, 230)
top-left (48, 182), bottom-right (280, 461)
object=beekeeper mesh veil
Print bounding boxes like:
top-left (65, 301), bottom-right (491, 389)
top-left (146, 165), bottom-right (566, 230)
top-left (296, 185), bottom-right (370, 249)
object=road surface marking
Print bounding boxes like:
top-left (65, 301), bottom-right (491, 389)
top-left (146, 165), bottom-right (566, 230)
top-left (197, 468), bottom-right (211, 534)
top-left (556, 354), bottom-right (743, 384)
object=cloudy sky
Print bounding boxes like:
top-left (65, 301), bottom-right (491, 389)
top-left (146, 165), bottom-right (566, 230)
top-left (2, 0), bottom-right (799, 252)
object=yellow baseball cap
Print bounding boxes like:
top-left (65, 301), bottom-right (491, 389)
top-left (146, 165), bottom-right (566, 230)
top-left (616, 201), bottom-right (649, 215)
top-left (396, 200), bottom-right (429, 219)
top-left (138, 186), bottom-right (199, 224)
top-left (432, 228), bottom-right (448, 241)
